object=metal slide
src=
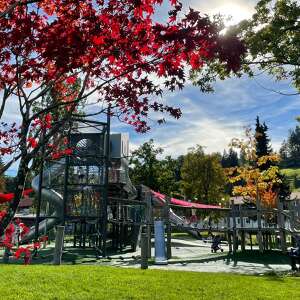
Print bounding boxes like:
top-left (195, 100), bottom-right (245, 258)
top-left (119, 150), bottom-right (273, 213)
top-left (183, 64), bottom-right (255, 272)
top-left (21, 162), bottom-right (65, 243)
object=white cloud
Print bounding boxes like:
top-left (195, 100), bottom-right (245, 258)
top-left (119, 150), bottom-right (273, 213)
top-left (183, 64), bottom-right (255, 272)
top-left (158, 117), bottom-right (244, 156)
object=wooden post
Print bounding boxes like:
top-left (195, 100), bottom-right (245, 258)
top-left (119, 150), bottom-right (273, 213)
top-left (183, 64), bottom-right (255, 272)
top-left (268, 233), bottom-right (272, 250)
top-left (240, 205), bottom-right (245, 251)
top-left (264, 233), bottom-right (268, 250)
top-left (227, 213), bottom-right (232, 253)
top-left (141, 231), bottom-right (148, 269)
top-left (269, 234), bottom-right (273, 250)
top-left (278, 201), bottom-right (287, 253)
top-left (231, 200), bottom-right (238, 253)
top-left (165, 196), bottom-right (172, 259)
top-left (145, 191), bottom-right (152, 258)
top-left (256, 187), bottom-right (263, 253)
top-left (53, 226), bottom-right (65, 265)
top-left (250, 234), bottom-right (253, 250)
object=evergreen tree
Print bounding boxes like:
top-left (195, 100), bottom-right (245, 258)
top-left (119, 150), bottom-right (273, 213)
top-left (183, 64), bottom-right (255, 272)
top-left (279, 139), bottom-right (288, 165)
top-left (254, 117), bottom-right (290, 200)
top-left (221, 148), bottom-right (239, 168)
top-left (239, 150), bottom-right (247, 166)
top-left (221, 149), bottom-right (239, 196)
top-left (255, 116), bottom-right (272, 159)
top-left (221, 150), bottom-right (228, 168)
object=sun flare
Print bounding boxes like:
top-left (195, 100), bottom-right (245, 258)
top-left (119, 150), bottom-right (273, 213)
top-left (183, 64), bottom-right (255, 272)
top-left (212, 3), bottom-right (253, 26)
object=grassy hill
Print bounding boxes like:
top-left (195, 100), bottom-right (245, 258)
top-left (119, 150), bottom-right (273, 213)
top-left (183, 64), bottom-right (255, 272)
top-left (280, 168), bottom-right (300, 191)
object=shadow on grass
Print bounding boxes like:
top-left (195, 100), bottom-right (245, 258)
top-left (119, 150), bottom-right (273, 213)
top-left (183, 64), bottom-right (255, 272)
top-left (231, 250), bottom-right (290, 265)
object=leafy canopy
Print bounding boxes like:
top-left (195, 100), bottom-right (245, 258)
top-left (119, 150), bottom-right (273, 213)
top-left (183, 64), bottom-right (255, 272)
top-left (181, 145), bottom-right (227, 205)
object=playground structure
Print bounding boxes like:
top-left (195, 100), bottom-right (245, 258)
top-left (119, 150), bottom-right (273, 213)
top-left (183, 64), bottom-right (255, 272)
top-left (0, 116), bottom-right (220, 258)
top-left (1, 116), bottom-right (300, 263)
top-left (150, 192), bottom-right (300, 256)
top-left (28, 117), bottom-right (145, 256)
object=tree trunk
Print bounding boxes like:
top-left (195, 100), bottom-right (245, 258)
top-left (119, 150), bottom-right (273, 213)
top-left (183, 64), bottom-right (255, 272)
top-left (0, 156), bottom-right (30, 236)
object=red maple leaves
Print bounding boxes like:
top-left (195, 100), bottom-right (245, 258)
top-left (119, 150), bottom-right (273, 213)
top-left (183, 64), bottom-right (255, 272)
top-left (0, 0), bottom-right (245, 135)
top-left (0, 0), bottom-right (246, 174)
top-left (27, 137), bottom-right (38, 149)
top-left (0, 214), bottom-right (45, 264)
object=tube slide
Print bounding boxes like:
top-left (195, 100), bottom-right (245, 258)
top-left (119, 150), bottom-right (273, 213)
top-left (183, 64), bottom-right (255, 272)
top-left (21, 162), bottom-right (65, 243)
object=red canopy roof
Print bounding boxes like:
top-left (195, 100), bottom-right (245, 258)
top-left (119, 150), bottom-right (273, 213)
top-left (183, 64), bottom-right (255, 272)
top-left (151, 191), bottom-right (221, 209)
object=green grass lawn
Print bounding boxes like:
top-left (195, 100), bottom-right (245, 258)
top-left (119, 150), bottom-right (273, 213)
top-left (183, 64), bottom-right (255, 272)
top-left (0, 265), bottom-right (299, 300)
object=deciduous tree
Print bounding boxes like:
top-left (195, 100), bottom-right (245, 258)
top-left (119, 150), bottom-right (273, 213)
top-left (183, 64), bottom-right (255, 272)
top-left (181, 145), bottom-right (227, 204)
top-left (228, 128), bottom-right (287, 208)
top-left (129, 139), bottom-right (163, 191)
top-left (280, 125), bottom-right (300, 167)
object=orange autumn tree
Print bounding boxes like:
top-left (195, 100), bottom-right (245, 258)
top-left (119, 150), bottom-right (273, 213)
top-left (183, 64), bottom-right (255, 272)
top-left (225, 128), bottom-right (281, 208)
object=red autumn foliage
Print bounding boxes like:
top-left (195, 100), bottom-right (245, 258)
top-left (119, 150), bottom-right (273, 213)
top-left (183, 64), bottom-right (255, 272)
top-left (1, 222), bottom-right (14, 249)
top-left (0, 210), bottom-right (6, 221)
top-left (0, 189), bottom-right (33, 204)
top-left (0, 0), bottom-right (247, 159)
top-left (27, 137), bottom-right (38, 149)
top-left (39, 235), bottom-right (48, 243)
top-left (0, 0), bottom-right (245, 135)
top-left (0, 213), bottom-right (42, 264)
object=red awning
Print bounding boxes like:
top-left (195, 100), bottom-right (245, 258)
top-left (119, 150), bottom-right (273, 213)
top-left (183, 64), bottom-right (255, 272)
top-left (151, 191), bottom-right (221, 209)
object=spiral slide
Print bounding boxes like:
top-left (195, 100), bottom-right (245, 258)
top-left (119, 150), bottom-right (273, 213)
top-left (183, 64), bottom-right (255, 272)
top-left (21, 162), bottom-right (65, 242)
top-left (0, 162), bottom-right (65, 243)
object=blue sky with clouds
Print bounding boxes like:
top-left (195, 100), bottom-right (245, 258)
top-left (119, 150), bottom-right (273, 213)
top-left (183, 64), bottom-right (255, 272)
top-left (111, 0), bottom-right (300, 157)
top-left (114, 74), bottom-right (300, 156)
